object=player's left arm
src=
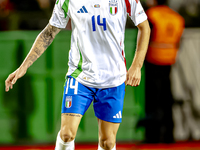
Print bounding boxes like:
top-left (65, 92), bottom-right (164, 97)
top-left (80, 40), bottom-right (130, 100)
top-left (126, 20), bottom-right (150, 86)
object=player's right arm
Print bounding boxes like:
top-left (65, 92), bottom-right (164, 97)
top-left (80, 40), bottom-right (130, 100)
top-left (5, 24), bottom-right (61, 92)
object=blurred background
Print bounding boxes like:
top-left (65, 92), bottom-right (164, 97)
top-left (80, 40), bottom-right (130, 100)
top-left (0, 0), bottom-right (200, 149)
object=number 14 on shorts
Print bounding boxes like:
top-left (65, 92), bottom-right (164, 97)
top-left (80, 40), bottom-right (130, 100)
top-left (65, 77), bottom-right (78, 95)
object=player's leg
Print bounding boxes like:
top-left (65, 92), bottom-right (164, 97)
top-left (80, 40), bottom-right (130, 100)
top-left (55, 76), bottom-right (95, 150)
top-left (55, 113), bottom-right (82, 150)
top-left (98, 119), bottom-right (120, 150)
top-left (60, 113), bottom-right (82, 142)
top-left (93, 82), bottom-right (125, 150)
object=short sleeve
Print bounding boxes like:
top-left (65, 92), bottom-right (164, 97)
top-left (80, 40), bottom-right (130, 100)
top-left (127, 0), bottom-right (147, 26)
top-left (49, 0), bottom-right (70, 29)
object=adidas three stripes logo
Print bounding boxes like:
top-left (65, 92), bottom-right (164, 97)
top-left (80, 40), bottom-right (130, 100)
top-left (113, 111), bottom-right (122, 119)
top-left (77, 6), bottom-right (88, 13)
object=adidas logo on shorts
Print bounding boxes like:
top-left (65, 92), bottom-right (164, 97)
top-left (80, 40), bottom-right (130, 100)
top-left (113, 111), bottom-right (122, 119)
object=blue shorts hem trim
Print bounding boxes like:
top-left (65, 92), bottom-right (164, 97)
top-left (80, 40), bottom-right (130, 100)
top-left (95, 114), bottom-right (122, 123)
top-left (61, 110), bottom-right (84, 116)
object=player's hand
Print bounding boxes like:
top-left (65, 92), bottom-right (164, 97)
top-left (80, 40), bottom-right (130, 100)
top-left (5, 67), bottom-right (27, 92)
top-left (125, 66), bottom-right (141, 87)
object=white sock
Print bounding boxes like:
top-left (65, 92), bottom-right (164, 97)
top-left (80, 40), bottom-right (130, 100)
top-left (55, 131), bottom-right (75, 150)
top-left (98, 144), bottom-right (116, 150)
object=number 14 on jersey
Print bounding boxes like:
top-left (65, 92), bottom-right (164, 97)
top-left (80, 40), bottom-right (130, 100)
top-left (91, 15), bottom-right (107, 31)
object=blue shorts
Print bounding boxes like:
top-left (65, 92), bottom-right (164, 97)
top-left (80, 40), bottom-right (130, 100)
top-left (61, 76), bottom-right (125, 123)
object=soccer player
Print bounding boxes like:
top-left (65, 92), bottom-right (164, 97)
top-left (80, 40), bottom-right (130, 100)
top-left (5, 0), bottom-right (150, 149)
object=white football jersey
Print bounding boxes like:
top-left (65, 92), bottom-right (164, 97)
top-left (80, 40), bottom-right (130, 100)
top-left (50, 0), bottom-right (147, 88)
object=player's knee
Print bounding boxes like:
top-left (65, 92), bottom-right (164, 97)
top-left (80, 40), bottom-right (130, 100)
top-left (100, 138), bottom-right (115, 150)
top-left (60, 130), bottom-right (75, 142)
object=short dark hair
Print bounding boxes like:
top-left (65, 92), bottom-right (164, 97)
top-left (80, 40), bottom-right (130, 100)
top-left (156, 0), bottom-right (168, 5)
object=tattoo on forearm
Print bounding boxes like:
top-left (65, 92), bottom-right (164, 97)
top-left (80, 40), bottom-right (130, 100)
top-left (33, 25), bottom-right (60, 53)
top-left (62, 113), bottom-right (82, 117)
top-left (41, 25), bottom-right (59, 49)
top-left (34, 47), bottom-right (42, 56)
top-left (29, 54), bottom-right (37, 62)
top-left (42, 30), bottom-right (53, 49)
top-left (25, 24), bottom-right (60, 69)
top-left (26, 54), bottom-right (38, 68)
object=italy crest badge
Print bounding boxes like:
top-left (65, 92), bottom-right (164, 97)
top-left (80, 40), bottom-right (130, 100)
top-left (109, 0), bottom-right (118, 15)
top-left (65, 96), bottom-right (72, 108)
